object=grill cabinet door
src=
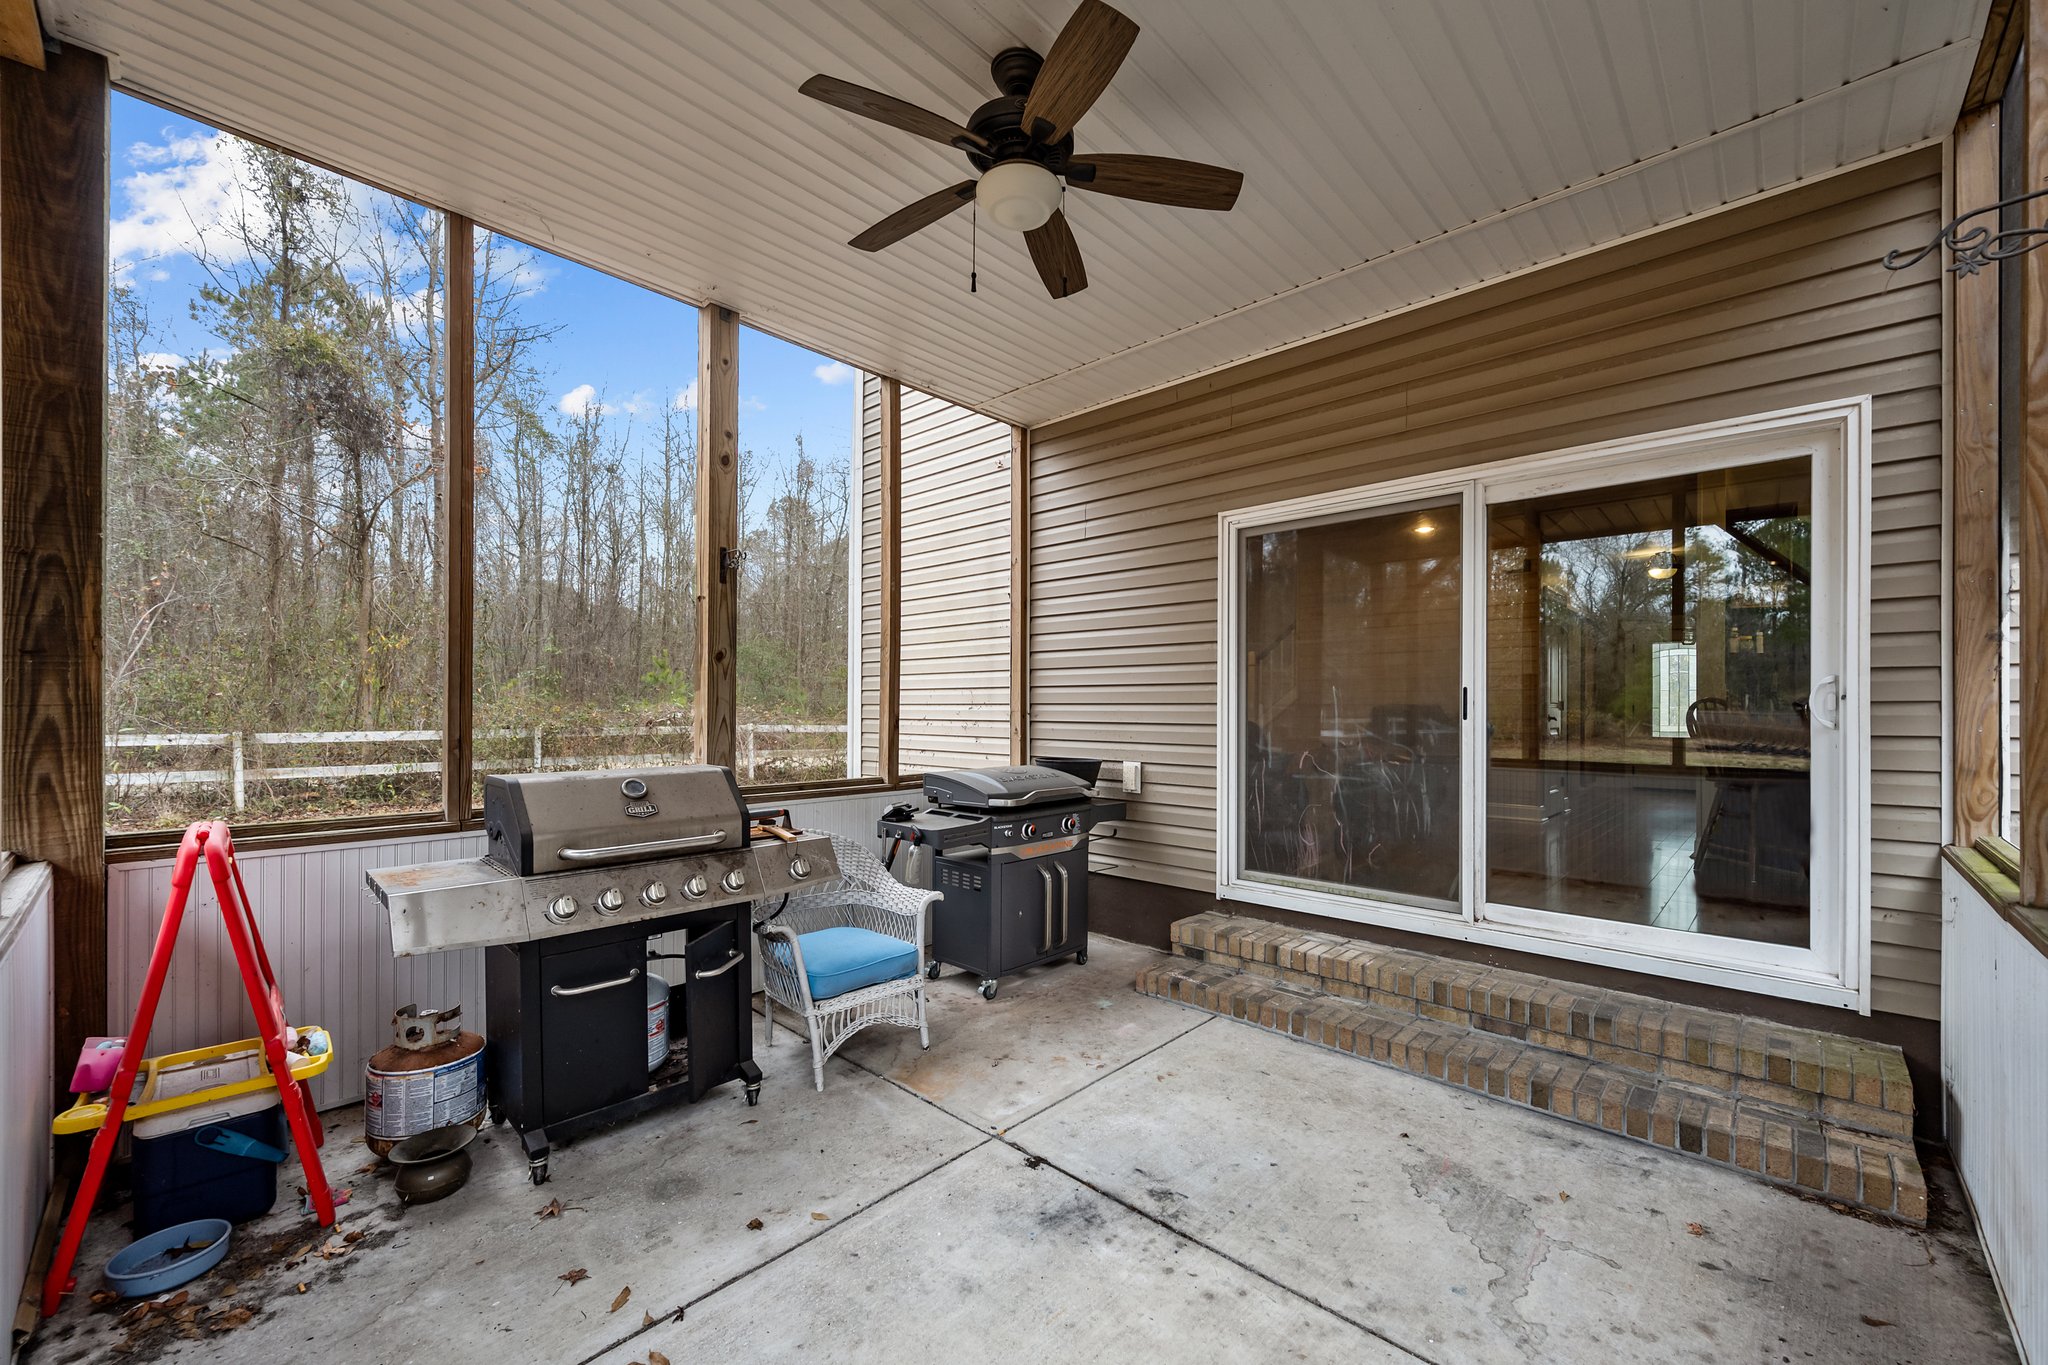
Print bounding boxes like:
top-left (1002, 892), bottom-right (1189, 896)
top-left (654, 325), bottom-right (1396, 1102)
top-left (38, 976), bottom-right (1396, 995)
top-left (683, 917), bottom-right (745, 1102)
top-left (997, 857), bottom-right (1057, 972)
top-left (538, 937), bottom-right (648, 1125)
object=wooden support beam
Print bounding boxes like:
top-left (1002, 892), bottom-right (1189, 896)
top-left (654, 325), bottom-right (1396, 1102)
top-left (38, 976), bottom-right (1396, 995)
top-left (694, 305), bottom-right (740, 770)
top-left (0, 45), bottom-right (107, 1078)
top-left (1965, 0), bottom-right (2025, 114)
top-left (1009, 425), bottom-right (1029, 764)
top-left (2022, 2), bottom-right (2048, 902)
top-left (877, 378), bottom-right (901, 780)
top-left (443, 215), bottom-right (476, 820)
top-left (1954, 110), bottom-right (2007, 847)
top-left (0, 0), bottom-right (44, 70)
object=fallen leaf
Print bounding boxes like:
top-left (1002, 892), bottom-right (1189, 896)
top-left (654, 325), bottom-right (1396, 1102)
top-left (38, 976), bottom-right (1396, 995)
top-left (745, 1218), bottom-right (764, 1231)
top-left (295, 1283), bottom-right (309, 1295)
top-left (156, 1290), bottom-right (190, 1312)
top-left (1687, 1222), bottom-right (1708, 1237)
top-left (649, 1352), bottom-right (671, 1365)
top-left (343, 1229), bottom-right (366, 1244)
top-left (184, 1238), bottom-right (215, 1252)
top-left (559, 1268), bottom-right (589, 1286)
top-left (610, 1286), bottom-right (632, 1314)
top-left (119, 1303), bottom-right (150, 1326)
top-left (357, 1161), bottom-right (379, 1174)
top-left (536, 1198), bottom-right (565, 1219)
top-left (810, 1211), bottom-right (830, 1222)
top-left (90, 1290), bottom-right (118, 1306)
top-left (208, 1306), bottom-right (254, 1331)
top-left (643, 1310), bottom-right (656, 1327)
top-left (1862, 1315), bottom-right (1894, 1329)
top-left (1559, 1192), bottom-right (1570, 1202)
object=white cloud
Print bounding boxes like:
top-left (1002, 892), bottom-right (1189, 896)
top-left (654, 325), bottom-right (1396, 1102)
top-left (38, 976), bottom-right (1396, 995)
top-left (558, 383), bottom-right (601, 417)
top-left (137, 351), bottom-right (186, 372)
top-left (741, 395), bottom-right (767, 412)
top-left (111, 131), bottom-right (249, 270)
top-left (812, 360), bottom-right (854, 386)
top-left (672, 381), bottom-right (698, 411)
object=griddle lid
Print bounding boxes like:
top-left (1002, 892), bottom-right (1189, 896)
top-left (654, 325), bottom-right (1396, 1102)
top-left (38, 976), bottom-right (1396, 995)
top-left (922, 764), bottom-right (1092, 810)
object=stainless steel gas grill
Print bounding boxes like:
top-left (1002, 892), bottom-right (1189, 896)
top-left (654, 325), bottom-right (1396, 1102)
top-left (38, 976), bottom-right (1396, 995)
top-left (877, 764), bottom-right (1123, 999)
top-left (365, 766), bottom-right (837, 1183)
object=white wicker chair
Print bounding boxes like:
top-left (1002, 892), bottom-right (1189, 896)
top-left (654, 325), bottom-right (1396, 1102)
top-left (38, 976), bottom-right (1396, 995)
top-left (754, 833), bottom-right (936, 1091)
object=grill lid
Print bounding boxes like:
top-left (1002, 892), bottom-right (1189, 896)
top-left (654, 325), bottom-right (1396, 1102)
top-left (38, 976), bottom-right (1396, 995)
top-left (922, 764), bottom-right (1092, 811)
top-left (484, 766), bottom-right (747, 876)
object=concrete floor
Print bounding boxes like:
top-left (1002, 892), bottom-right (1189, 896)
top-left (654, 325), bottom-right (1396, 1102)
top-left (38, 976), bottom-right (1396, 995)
top-left (28, 935), bottom-right (2014, 1365)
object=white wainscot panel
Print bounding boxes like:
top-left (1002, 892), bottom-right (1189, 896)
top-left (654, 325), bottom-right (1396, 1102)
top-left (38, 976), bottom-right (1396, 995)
top-left (2, 864), bottom-right (54, 1329)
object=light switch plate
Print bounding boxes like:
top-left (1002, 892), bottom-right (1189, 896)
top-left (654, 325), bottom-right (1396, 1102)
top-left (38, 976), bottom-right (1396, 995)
top-left (1121, 760), bottom-right (1142, 794)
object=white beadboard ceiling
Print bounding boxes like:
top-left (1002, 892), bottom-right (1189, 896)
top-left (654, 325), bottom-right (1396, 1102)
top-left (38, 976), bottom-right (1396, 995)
top-left (50, 0), bottom-right (1986, 427)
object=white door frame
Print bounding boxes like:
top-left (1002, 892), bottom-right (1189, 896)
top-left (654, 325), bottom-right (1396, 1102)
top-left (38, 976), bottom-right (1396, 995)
top-left (1215, 397), bottom-right (1873, 1012)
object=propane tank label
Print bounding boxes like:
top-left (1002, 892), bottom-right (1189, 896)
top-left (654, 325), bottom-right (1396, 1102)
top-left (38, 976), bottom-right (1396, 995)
top-left (364, 1051), bottom-right (484, 1140)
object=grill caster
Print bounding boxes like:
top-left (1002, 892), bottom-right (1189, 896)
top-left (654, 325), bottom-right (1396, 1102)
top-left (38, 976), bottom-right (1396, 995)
top-left (1075, 950), bottom-right (1088, 965)
top-left (489, 1103), bottom-right (506, 1126)
top-left (529, 1156), bottom-right (549, 1186)
top-left (745, 1082), bottom-right (762, 1107)
top-left (926, 961), bottom-right (942, 981)
top-left (980, 979), bottom-right (999, 1001)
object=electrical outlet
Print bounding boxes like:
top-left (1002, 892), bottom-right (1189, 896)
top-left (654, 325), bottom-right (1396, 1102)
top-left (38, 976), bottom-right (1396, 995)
top-left (1121, 760), bottom-right (1143, 795)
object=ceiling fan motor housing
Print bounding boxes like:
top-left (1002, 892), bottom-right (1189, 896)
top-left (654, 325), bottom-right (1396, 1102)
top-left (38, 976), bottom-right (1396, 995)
top-left (965, 94), bottom-right (1075, 175)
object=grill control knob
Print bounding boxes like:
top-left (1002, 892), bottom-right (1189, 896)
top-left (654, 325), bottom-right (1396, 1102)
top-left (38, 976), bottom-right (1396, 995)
top-left (682, 874), bottom-right (709, 901)
top-left (545, 894), bottom-right (579, 925)
top-left (789, 855), bottom-right (812, 881)
top-left (593, 886), bottom-right (625, 916)
top-left (1022, 822), bottom-right (1039, 839)
top-left (721, 868), bottom-right (748, 894)
top-left (641, 880), bottom-right (669, 906)
top-left (1062, 814), bottom-right (1081, 834)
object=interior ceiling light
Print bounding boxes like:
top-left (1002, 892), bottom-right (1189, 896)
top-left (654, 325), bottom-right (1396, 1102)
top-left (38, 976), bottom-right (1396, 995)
top-left (976, 160), bottom-right (1063, 232)
top-left (1411, 517), bottom-right (1437, 537)
top-left (1647, 551), bottom-right (1678, 581)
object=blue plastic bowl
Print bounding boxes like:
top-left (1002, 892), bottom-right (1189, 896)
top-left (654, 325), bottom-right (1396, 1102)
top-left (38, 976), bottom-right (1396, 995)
top-left (104, 1218), bottom-right (231, 1298)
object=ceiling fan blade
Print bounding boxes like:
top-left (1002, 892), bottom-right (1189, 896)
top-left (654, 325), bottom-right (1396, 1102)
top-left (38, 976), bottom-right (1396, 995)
top-left (1024, 210), bottom-right (1088, 299)
top-left (1021, 0), bottom-right (1139, 144)
top-left (848, 181), bottom-right (977, 252)
top-left (800, 74), bottom-right (987, 152)
top-left (1067, 154), bottom-right (1242, 211)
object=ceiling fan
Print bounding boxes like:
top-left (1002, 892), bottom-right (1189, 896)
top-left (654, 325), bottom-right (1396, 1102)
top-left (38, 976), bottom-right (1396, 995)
top-left (799, 0), bottom-right (1243, 300)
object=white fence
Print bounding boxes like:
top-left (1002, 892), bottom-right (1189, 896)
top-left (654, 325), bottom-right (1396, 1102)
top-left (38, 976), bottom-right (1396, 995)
top-left (105, 723), bottom-right (848, 800)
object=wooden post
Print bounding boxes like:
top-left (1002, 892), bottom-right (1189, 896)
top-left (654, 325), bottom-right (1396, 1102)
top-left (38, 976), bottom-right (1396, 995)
top-left (1010, 425), bottom-right (1030, 764)
top-left (1, 45), bottom-right (108, 1079)
top-left (877, 379), bottom-right (902, 781)
top-left (443, 214), bottom-right (477, 820)
top-left (694, 305), bottom-right (740, 770)
top-left (1953, 111), bottom-right (2007, 847)
top-left (2023, 1), bottom-right (2048, 902)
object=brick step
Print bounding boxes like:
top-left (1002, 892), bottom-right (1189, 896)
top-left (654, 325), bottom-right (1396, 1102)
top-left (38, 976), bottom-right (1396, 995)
top-left (1171, 911), bottom-right (1913, 1139)
top-left (1139, 957), bottom-right (1926, 1223)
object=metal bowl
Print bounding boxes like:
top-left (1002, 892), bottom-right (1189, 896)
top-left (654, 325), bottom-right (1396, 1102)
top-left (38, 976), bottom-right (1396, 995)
top-left (386, 1123), bottom-right (479, 1207)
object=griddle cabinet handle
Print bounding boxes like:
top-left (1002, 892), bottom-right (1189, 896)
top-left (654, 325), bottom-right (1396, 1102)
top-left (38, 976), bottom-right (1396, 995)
top-left (1055, 863), bottom-right (1070, 946)
top-left (558, 831), bottom-right (728, 862)
top-left (550, 966), bottom-right (642, 997)
top-left (1039, 866), bottom-right (1055, 953)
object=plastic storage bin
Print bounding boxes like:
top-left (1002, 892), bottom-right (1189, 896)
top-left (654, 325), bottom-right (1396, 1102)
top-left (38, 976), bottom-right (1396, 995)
top-left (131, 1084), bottom-right (283, 1237)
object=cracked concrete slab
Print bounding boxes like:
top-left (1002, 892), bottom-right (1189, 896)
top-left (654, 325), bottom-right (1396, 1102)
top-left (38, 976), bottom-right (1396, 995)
top-left (1007, 1013), bottom-right (2016, 1365)
top-left (830, 934), bottom-right (1208, 1131)
top-left (29, 1051), bottom-right (978, 1365)
top-left (584, 1140), bottom-right (1417, 1365)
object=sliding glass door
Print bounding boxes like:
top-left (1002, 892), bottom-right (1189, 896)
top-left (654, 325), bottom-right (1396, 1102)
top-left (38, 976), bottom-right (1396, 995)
top-left (1238, 496), bottom-right (1464, 911)
top-left (1219, 404), bottom-right (1864, 1002)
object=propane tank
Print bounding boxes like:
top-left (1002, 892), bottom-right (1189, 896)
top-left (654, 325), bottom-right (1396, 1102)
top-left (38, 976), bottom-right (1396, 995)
top-left (647, 973), bottom-right (671, 1072)
top-left (364, 1003), bottom-right (486, 1156)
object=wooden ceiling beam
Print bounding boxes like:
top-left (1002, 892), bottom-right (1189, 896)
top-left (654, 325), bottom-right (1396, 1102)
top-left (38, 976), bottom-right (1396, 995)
top-left (0, 0), bottom-right (44, 71)
top-left (1964, 0), bottom-right (2025, 114)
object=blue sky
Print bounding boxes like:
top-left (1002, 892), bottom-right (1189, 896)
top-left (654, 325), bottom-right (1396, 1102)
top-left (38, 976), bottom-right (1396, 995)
top-left (109, 91), bottom-right (857, 490)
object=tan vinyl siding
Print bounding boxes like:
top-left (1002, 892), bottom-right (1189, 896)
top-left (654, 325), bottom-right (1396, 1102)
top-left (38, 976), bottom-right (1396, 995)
top-left (858, 377), bottom-right (1013, 774)
top-left (1027, 149), bottom-right (1947, 1020)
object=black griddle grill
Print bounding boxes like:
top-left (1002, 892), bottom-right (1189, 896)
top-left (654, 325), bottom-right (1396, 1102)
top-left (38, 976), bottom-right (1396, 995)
top-left (878, 765), bottom-right (1123, 999)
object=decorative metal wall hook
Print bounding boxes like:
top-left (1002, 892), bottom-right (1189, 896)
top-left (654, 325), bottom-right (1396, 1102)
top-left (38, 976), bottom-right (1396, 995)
top-left (1884, 187), bottom-right (2048, 276)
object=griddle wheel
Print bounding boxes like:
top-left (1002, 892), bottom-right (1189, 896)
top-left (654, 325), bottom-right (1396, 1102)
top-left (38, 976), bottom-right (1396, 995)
top-left (746, 1082), bottom-right (762, 1107)
top-left (529, 1156), bottom-right (549, 1186)
top-left (925, 961), bottom-right (942, 981)
top-left (980, 979), bottom-right (999, 1001)
top-left (1075, 950), bottom-right (1088, 965)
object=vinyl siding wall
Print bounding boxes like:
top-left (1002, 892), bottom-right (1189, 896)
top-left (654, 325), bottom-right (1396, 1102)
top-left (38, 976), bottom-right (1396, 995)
top-left (858, 377), bottom-right (1013, 773)
top-left (1026, 150), bottom-right (1947, 1020)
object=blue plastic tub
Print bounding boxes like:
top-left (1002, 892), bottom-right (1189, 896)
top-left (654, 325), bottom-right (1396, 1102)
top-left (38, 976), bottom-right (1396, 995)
top-left (104, 1218), bottom-right (231, 1297)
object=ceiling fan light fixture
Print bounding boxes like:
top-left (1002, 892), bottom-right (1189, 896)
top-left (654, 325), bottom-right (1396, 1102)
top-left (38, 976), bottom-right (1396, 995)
top-left (977, 160), bottom-right (1062, 232)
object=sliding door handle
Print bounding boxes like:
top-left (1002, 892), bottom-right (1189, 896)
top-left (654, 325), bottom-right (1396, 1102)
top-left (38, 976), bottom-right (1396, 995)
top-left (1806, 675), bottom-right (1841, 731)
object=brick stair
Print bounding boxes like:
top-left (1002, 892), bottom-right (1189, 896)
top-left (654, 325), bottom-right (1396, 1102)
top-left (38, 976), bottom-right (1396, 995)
top-left (1138, 912), bottom-right (1926, 1223)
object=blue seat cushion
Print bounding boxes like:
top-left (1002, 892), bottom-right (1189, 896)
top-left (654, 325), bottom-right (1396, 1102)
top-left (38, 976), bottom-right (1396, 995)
top-left (797, 925), bottom-right (919, 1000)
